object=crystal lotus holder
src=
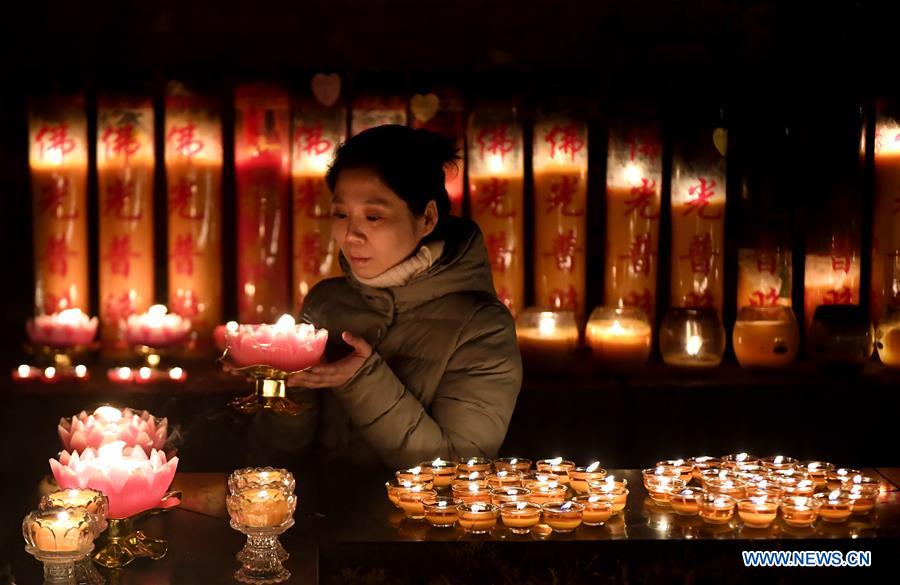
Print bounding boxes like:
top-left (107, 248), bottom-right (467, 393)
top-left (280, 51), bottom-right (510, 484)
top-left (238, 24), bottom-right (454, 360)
top-left (40, 489), bottom-right (109, 535)
top-left (222, 315), bottom-right (328, 415)
top-left (58, 405), bottom-right (168, 455)
top-left (229, 467), bottom-right (296, 495)
top-left (23, 507), bottom-right (97, 584)
top-left (229, 517), bottom-right (295, 584)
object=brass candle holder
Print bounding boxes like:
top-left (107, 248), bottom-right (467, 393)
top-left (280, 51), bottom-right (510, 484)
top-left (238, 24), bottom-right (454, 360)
top-left (224, 357), bottom-right (313, 416)
top-left (92, 491), bottom-right (181, 569)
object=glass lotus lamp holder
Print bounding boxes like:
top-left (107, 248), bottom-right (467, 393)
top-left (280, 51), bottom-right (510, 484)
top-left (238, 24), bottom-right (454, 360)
top-left (585, 306), bottom-right (653, 374)
top-left (221, 315), bottom-right (328, 415)
top-left (227, 469), bottom-right (298, 584)
top-left (732, 306), bottom-right (800, 369)
top-left (807, 305), bottom-right (874, 371)
top-left (23, 507), bottom-right (98, 585)
top-left (659, 308), bottom-right (725, 369)
top-left (109, 305), bottom-right (192, 383)
top-left (15, 309), bottom-right (99, 382)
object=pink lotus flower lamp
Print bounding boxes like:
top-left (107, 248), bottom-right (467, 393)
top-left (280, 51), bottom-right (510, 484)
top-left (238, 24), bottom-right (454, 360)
top-left (14, 309), bottom-right (98, 382)
top-left (49, 441), bottom-right (180, 568)
top-left (58, 406), bottom-right (168, 456)
top-left (222, 314), bottom-right (328, 415)
top-left (110, 305), bottom-right (191, 384)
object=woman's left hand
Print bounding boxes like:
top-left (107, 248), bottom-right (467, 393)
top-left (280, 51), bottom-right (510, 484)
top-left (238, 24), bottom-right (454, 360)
top-left (287, 332), bottom-right (373, 389)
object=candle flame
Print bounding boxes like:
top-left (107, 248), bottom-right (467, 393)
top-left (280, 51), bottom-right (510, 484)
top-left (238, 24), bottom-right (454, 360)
top-left (226, 321), bottom-right (239, 332)
top-left (44, 367), bottom-right (56, 379)
top-left (750, 495), bottom-right (768, 506)
top-left (468, 472), bottom-right (478, 481)
top-left (685, 335), bottom-right (703, 356)
top-left (17, 364), bottom-right (30, 378)
top-left (506, 489), bottom-right (517, 496)
top-left (609, 320), bottom-right (626, 335)
top-left (509, 458), bottom-right (518, 465)
top-left (139, 367), bottom-right (151, 380)
top-left (56, 510), bottom-right (70, 522)
top-left (548, 457), bottom-right (563, 466)
top-left (410, 466), bottom-right (422, 475)
top-left (486, 154), bottom-right (505, 174)
top-left (714, 497), bottom-right (729, 507)
top-left (774, 455), bottom-right (784, 465)
top-left (538, 313), bottom-right (557, 337)
top-left (75, 365), bottom-right (87, 378)
top-left (736, 452), bottom-right (748, 462)
top-left (468, 483), bottom-right (479, 493)
top-left (586, 461), bottom-right (600, 473)
top-left (471, 503), bottom-right (485, 513)
top-left (828, 490), bottom-right (841, 501)
top-left (169, 367), bottom-right (184, 380)
top-left (56, 308), bottom-right (86, 325)
top-left (497, 471), bottom-right (508, 478)
top-left (852, 474), bottom-right (862, 484)
top-left (275, 314), bottom-right (296, 333)
top-left (588, 495), bottom-right (602, 503)
top-left (560, 501), bottom-right (573, 511)
top-left (672, 459), bottom-right (684, 467)
top-left (623, 162), bottom-right (642, 186)
top-left (94, 406), bottom-right (123, 423)
top-left (431, 458), bottom-right (445, 466)
top-left (718, 470), bottom-right (728, 480)
top-left (148, 304), bottom-right (167, 318)
top-left (516, 501), bottom-right (528, 510)
top-left (467, 458), bottom-right (478, 466)
top-left (117, 367), bottom-right (131, 380)
top-left (799, 480), bottom-right (813, 488)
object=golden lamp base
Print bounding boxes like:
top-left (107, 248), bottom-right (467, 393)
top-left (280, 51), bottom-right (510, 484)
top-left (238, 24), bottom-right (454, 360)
top-left (222, 358), bottom-right (313, 416)
top-left (93, 492), bottom-right (181, 569)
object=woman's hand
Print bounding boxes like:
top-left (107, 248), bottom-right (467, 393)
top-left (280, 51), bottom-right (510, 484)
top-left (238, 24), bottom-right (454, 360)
top-left (287, 332), bottom-right (373, 389)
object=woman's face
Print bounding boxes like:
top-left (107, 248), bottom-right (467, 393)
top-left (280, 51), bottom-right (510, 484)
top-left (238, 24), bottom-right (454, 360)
top-left (331, 168), bottom-right (436, 280)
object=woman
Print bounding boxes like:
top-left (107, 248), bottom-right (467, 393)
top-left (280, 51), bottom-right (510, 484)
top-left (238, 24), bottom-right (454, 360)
top-left (287, 124), bottom-right (522, 470)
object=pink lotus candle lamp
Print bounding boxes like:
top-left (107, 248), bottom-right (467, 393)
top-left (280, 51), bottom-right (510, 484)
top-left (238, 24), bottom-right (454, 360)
top-left (14, 309), bottom-right (97, 382)
top-left (222, 314), bottom-right (328, 415)
top-left (58, 406), bottom-right (168, 456)
top-left (49, 441), bottom-right (180, 568)
top-left (110, 305), bottom-right (191, 383)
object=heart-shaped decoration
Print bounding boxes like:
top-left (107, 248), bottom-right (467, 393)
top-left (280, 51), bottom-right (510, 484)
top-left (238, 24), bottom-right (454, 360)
top-left (311, 74), bottom-right (341, 107)
top-left (410, 93), bottom-right (440, 123)
top-left (713, 127), bottom-right (728, 157)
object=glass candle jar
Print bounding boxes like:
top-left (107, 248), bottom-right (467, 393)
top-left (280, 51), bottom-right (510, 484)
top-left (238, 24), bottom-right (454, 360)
top-left (568, 462), bottom-right (607, 495)
top-left (737, 496), bottom-right (780, 528)
top-left (645, 476), bottom-right (687, 505)
top-left (721, 453), bottom-right (760, 469)
top-left (815, 491), bottom-right (854, 523)
top-left (485, 470), bottom-right (523, 489)
top-left (450, 480), bottom-right (492, 505)
top-left (499, 501), bottom-right (542, 534)
top-left (457, 502), bottom-right (499, 534)
top-left (228, 467), bottom-right (295, 495)
top-left (418, 459), bottom-right (459, 489)
top-left (800, 461), bottom-right (835, 488)
top-left (825, 468), bottom-right (863, 491)
top-left (536, 458), bottom-right (576, 484)
top-left (395, 467), bottom-right (435, 488)
top-left (656, 459), bottom-right (694, 483)
top-left (588, 480), bottom-right (629, 514)
top-left (574, 495), bottom-right (614, 526)
top-left (493, 457), bottom-right (532, 474)
top-left (875, 304), bottom-right (900, 367)
top-left (526, 482), bottom-right (569, 506)
top-left (490, 487), bottom-right (531, 506)
top-left (398, 489), bottom-right (438, 521)
top-left (780, 496), bottom-right (822, 528)
top-left (422, 496), bottom-right (460, 528)
top-left (845, 476), bottom-right (881, 514)
top-left (515, 309), bottom-right (580, 369)
top-left (660, 308), bottom-right (726, 368)
top-left (733, 306), bottom-right (800, 368)
top-left (807, 305), bottom-right (874, 370)
top-left (522, 472), bottom-right (561, 489)
top-left (542, 501), bottom-right (585, 533)
top-left (385, 480), bottom-right (415, 509)
top-left (458, 457), bottom-right (493, 474)
top-left (226, 487), bottom-right (296, 528)
top-left (687, 456), bottom-right (722, 481)
top-left (39, 489), bottom-right (108, 535)
top-left (698, 494), bottom-right (735, 525)
top-left (760, 455), bottom-right (799, 472)
top-left (585, 306), bottom-right (652, 373)
top-left (669, 487), bottom-right (704, 516)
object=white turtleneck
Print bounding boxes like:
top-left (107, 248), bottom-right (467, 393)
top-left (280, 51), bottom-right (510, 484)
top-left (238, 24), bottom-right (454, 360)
top-left (353, 241), bottom-right (445, 288)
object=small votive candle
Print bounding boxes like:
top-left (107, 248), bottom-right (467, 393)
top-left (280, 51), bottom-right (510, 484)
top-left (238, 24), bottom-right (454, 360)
top-left (721, 453), bottom-right (759, 469)
top-left (659, 308), bottom-right (726, 368)
top-left (568, 461), bottom-right (607, 494)
top-left (688, 456), bottom-right (722, 481)
top-left (780, 496), bottom-right (821, 528)
top-left (588, 477), bottom-right (629, 514)
top-left (815, 491), bottom-right (853, 523)
top-left (705, 474), bottom-right (748, 500)
top-left (516, 309), bottom-right (580, 367)
top-left (23, 507), bottom-right (95, 553)
top-left (385, 480), bottom-right (415, 509)
top-left (781, 480), bottom-right (816, 498)
top-left (656, 459), bottom-right (694, 483)
top-left (574, 495), bottom-right (614, 526)
top-left (746, 480), bottom-right (785, 500)
top-left (395, 466), bottom-right (435, 488)
top-left (458, 457), bottom-right (493, 474)
top-left (457, 502), bottom-right (499, 534)
top-left (737, 496), bottom-right (780, 528)
top-left (226, 488), bottom-right (295, 528)
top-left (451, 480), bottom-right (491, 504)
top-left (542, 501), bottom-right (584, 533)
top-left (732, 306), bottom-right (800, 369)
top-left (642, 465), bottom-right (681, 488)
top-left (490, 487), bottom-right (531, 506)
top-left (825, 468), bottom-right (862, 491)
top-left (423, 496), bottom-right (460, 527)
top-left (669, 488), bottom-right (704, 516)
top-left (585, 306), bottom-right (652, 373)
top-left (500, 501), bottom-right (542, 534)
top-left (760, 455), bottom-right (799, 472)
top-left (399, 489), bottom-right (438, 520)
top-left (418, 459), bottom-right (459, 488)
top-left (536, 458), bottom-right (576, 484)
top-left (485, 470), bottom-right (523, 489)
top-left (698, 494), bottom-right (736, 525)
top-left (800, 461), bottom-right (835, 487)
top-left (526, 482), bottom-right (568, 506)
top-left (493, 457), bottom-right (532, 474)
top-left (845, 477), bottom-right (880, 514)
top-left (522, 472), bottom-right (560, 489)
top-left (645, 476), bottom-right (686, 505)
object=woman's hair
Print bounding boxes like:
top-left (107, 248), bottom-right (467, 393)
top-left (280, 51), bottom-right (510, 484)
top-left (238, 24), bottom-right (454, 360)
top-left (325, 125), bottom-right (460, 240)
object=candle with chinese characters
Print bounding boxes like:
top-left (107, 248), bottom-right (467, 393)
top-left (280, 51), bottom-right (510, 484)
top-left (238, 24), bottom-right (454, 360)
top-left (732, 306), bottom-right (800, 368)
top-left (605, 123), bottom-right (662, 321)
top-left (351, 94), bottom-right (407, 136)
top-left (660, 308), bottom-right (725, 368)
top-left (468, 106), bottom-right (524, 315)
top-left (292, 98), bottom-right (344, 310)
top-left (737, 245), bottom-right (792, 311)
top-left (872, 110), bottom-right (900, 323)
top-left (97, 96), bottom-right (155, 351)
top-left (585, 306), bottom-right (652, 372)
top-left (515, 309), bottom-right (579, 366)
top-left (805, 220), bottom-right (861, 331)
top-left (670, 125), bottom-right (727, 314)
top-left (165, 84), bottom-right (222, 351)
top-left (876, 305), bottom-right (900, 367)
top-left (29, 95), bottom-right (89, 316)
top-left (533, 113), bottom-right (588, 317)
top-left (411, 89), bottom-right (465, 216)
top-left (235, 85), bottom-right (291, 323)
